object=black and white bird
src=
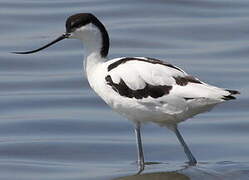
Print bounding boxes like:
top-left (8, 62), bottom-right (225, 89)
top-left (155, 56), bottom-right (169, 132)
top-left (14, 13), bottom-right (240, 173)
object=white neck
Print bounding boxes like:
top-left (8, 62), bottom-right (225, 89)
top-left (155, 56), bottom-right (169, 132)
top-left (76, 26), bottom-right (107, 78)
top-left (84, 50), bottom-right (105, 78)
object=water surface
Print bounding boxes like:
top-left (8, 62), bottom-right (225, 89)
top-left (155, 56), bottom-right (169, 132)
top-left (1, 0), bottom-right (249, 179)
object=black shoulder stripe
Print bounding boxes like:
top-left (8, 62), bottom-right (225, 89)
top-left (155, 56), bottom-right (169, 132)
top-left (107, 57), bottom-right (133, 71)
top-left (105, 75), bottom-right (172, 99)
top-left (107, 57), bottom-right (183, 72)
top-left (146, 57), bottom-right (183, 72)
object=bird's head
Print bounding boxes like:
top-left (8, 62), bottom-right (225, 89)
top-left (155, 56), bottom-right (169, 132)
top-left (13, 13), bottom-right (109, 57)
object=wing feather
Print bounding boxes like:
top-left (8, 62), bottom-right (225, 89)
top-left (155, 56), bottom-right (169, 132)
top-left (106, 57), bottom-right (234, 102)
top-left (108, 58), bottom-right (184, 90)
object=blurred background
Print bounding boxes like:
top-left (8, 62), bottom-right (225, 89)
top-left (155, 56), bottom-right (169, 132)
top-left (0, 0), bottom-right (249, 179)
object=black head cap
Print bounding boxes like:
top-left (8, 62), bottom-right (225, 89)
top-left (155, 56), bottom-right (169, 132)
top-left (66, 13), bottom-right (92, 33)
top-left (65, 13), bottom-right (109, 57)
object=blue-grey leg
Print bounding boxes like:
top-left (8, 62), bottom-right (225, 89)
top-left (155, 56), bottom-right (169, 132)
top-left (173, 126), bottom-right (197, 165)
top-left (134, 122), bottom-right (145, 173)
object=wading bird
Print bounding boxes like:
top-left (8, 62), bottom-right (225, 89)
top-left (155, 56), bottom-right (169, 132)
top-left (14, 13), bottom-right (239, 173)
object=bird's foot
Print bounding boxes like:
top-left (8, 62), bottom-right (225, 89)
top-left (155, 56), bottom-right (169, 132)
top-left (136, 161), bottom-right (145, 175)
top-left (188, 158), bottom-right (197, 166)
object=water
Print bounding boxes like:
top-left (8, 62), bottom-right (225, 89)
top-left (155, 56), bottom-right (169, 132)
top-left (1, 0), bottom-right (249, 179)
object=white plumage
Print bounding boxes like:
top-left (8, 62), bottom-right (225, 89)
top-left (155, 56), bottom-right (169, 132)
top-left (91, 56), bottom-right (234, 125)
top-left (14, 13), bottom-right (239, 173)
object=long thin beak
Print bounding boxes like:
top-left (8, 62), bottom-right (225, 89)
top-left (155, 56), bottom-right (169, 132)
top-left (12, 33), bottom-right (70, 54)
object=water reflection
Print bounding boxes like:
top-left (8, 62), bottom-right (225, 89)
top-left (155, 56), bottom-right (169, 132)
top-left (114, 161), bottom-right (249, 180)
top-left (114, 171), bottom-right (189, 180)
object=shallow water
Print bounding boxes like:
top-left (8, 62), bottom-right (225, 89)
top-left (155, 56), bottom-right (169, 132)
top-left (1, 0), bottom-right (249, 179)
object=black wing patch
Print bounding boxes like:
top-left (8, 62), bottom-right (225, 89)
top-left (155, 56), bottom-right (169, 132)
top-left (183, 97), bottom-right (195, 101)
top-left (173, 76), bottom-right (202, 86)
top-left (105, 75), bottom-right (172, 99)
top-left (107, 57), bottom-right (183, 72)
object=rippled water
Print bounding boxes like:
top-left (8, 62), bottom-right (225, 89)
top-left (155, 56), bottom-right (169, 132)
top-left (1, 0), bottom-right (249, 179)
